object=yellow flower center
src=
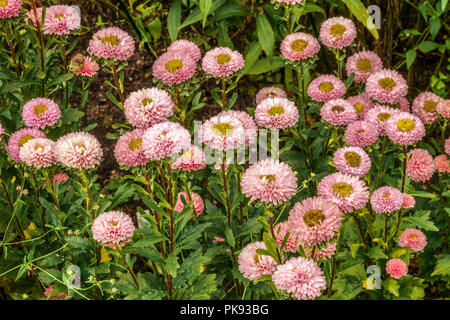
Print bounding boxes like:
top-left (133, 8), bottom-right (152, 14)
top-left (102, 36), bottom-right (120, 46)
top-left (19, 135), bottom-right (33, 147)
top-left (216, 54), bottom-right (231, 65)
top-left (303, 209), bottom-right (325, 227)
top-left (34, 105), bottom-right (48, 115)
top-left (378, 77), bottom-right (396, 91)
top-left (330, 24), bottom-right (347, 37)
top-left (260, 174), bottom-right (276, 183)
top-left (165, 59), bottom-right (183, 73)
top-left (290, 39), bottom-right (309, 52)
top-left (55, 14), bottom-right (66, 20)
top-left (357, 129), bottom-right (365, 134)
top-left (184, 151), bottom-right (194, 158)
top-left (77, 144), bottom-right (86, 150)
top-left (108, 221), bottom-right (118, 226)
top-left (253, 254), bottom-right (260, 264)
top-left (344, 151), bottom-right (362, 167)
top-left (319, 81), bottom-right (334, 93)
top-left (382, 192), bottom-right (391, 199)
top-left (357, 59), bottom-right (372, 71)
top-left (268, 106), bottom-right (285, 116)
top-left (354, 103), bottom-right (364, 114)
top-left (142, 98), bottom-right (153, 106)
top-left (128, 138), bottom-right (142, 151)
top-left (332, 182), bottom-right (353, 198)
top-left (378, 112), bottom-right (391, 122)
top-left (0, 0), bottom-right (9, 8)
top-left (34, 145), bottom-right (44, 151)
top-left (423, 100), bottom-right (437, 113)
top-left (410, 234), bottom-right (417, 240)
top-left (397, 118), bottom-right (415, 132)
top-left (332, 105), bottom-right (345, 113)
top-left (266, 92), bottom-right (277, 97)
top-left (212, 122), bottom-right (234, 136)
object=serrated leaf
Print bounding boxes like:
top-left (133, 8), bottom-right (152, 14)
top-left (431, 254), bottom-right (450, 276)
top-left (385, 278), bottom-right (399, 297)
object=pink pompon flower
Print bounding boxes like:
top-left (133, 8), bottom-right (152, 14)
top-left (25, 7), bottom-right (43, 26)
top-left (167, 39), bottom-right (202, 62)
top-left (0, 0), bottom-right (22, 19)
top-left (402, 193), bottom-right (415, 209)
top-left (386, 258), bottom-right (408, 279)
top-left (174, 191), bottom-right (205, 216)
top-left (364, 105), bottom-right (399, 136)
top-left (275, 0), bottom-right (305, 4)
top-left (201, 47), bottom-right (244, 78)
top-left (333, 147), bottom-right (371, 178)
top-left (391, 97), bottom-right (411, 112)
top-left (22, 97), bottom-right (61, 129)
top-left (7, 128), bottom-right (46, 162)
top-left (406, 148), bottom-right (435, 182)
top-left (398, 228), bottom-right (427, 252)
top-left (52, 172), bottom-right (69, 186)
top-left (346, 51), bottom-right (383, 83)
top-left (241, 159), bottom-right (297, 205)
top-left (0, 123), bottom-right (5, 142)
top-left (446, 137), bottom-right (450, 156)
top-left (412, 91), bottom-right (445, 125)
top-left (200, 113), bottom-right (246, 150)
top-left (152, 51), bottom-right (196, 85)
top-left (114, 129), bottom-right (147, 167)
top-left (307, 74), bottom-right (346, 103)
top-left (288, 197), bottom-right (342, 248)
top-left (344, 120), bottom-right (380, 148)
top-left (436, 100), bottom-right (450, 118)
top-left (346, 93), bottom-right (374, 120)
top-left (124, 88), bottom-right (174, 128)
top-left (43, 5), bottom-right (80, 35)
top-left (434, 154), bottom-right (450, 173)
top-left (280, 32), bottom-right (320, 62)
top-left (88, 27), bottom-right (135, 61)
top-left (92, 211), bottom-right (135, 248)
top-left (238, 241), bottom-right (277, 281)
top-left (70, 54), bottom-right (99, 77)
top-left (305, 242), bottom-right (337, 260)
top-left (171, 145), bottom-right (206, 172)
top-left (272, 257), bottom-right (326, 300)
top-left (255, 86), bottom-right (287, 105)
top-left (217, 110), bottom-right (258, 146)
top-left (319, 16), bottom-right (356, 49)
top-left (141, 121), bottom-right (191, 161)
top-left (19, 138), bottom-right (56, 169)
top-left (255, 97), bottom-right (299, 129)
top-left (320, 99), bottom-right (357, 126)
top-left (385, 112), bottom-right (425, 146)
top-left (317, 172), bottom-right (369, 213)
top-left (370, 186), bottom-right (403, 214)
top-left (55, 132), bottom-right (103, 170)
top-left (366, 69), bottom-right (408, 104)
top-left (274, 222), bottom-right (298, 253)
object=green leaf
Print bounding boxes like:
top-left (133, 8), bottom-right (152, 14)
top-left (385, 278), bottom-right (399, 297)
top-left (165, 254), bottom-right (180, 277)
top-left (431, 254), bottom-right (450, 276)
top-left (410, 191), bottom-right (437, 199)
top-left (240, 42), bottom-right (261, 76)
top-left (178, 0), bottom-right (226, 30)
top-left (199, 0), bottom-right (212, 28)
top-left (429, 17), bottom-right (441, 39)
top-left (368, 247), bottom-right (388, 260)
top-left (62, 109), bottom-right (84, 123)
top-left (418, 41), bottom-right (439, 52)
top-left (168, 0), bottom-right (181, 42)
top-left (225, 228), bottom-right (235, 247)
top-left (255, 12), bottom-right (275, 56)
top-left (406, 49), bottom-right (417, 69)
top-left (341, 0), bottom-right (379, 39)
top-left (402, 210), bottom-right (439, 231)
top-left (303, 3), bottom-right (326, 16)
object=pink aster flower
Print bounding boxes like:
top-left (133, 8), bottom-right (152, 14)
top-left (272, 257), bottom-right (326, 300)
top-left (385, 112), bottom-right (425, 146)
top-left (366, 69), bottom-right (408, 104)
top-left (364, 105), bottom-right (398, 136)
top-left (317, 172), bottom-right (369, 213)
top-left (274, 222), bottom-right (298, 253)
top-left (238, 241), bottom-right (277, 281)
top-left (255, 97), bottom-right (299, 129)
top-left (288, 197), bottom-right (342, 248)
top-left (280, 32), bottom-right (320, 62)
top-left (436, 100), bottom-right (450, 118)
top-left (201, 47), bottom-right (244, 78)
top-left (124, 88), bottom-right (174, 128)
top-left (167, 39), bottom-right (202, 62)
top-left (370, 186), bottom-right (403, 214)
top-left (411, 91), bottom-right (445, 124)
top-left (141, 121), bottom-right (190, 161)
top-left (200, 113), bottom-right (246, 150)
top-left (25, 7), bottom-right (43, 27)
top-left (274, 0), bottom-right (305, 4)
top-left (406, 148), bottom-right (435, 182)
top-left (319, 16), bottom-right (356, 49)
top-left (55, 132), bottom-right (103, 170)
top-left (346, 51), bottom-right (383, 83)
top-left (43, 5), bottom-right (80, 35)
top-left (241, 159), bottom-right (297, 205)
top-left (305, 242), bottom-right (337, 260)
top-left (171, 145), bottom-right (206, 172)
top-left (92, 211), bottom-right (135, 248)
top-left (88, 27), bottom-right (135, 61)
top-left (114, 129), bottom-right (147, 167)
top-left (174, 191), bottom-right (204, 216)
top-left (255, 86), bottom-right (287, 105)
top-left (70, 54), bottom-right (99, 77)
top-left (402, 193), bottom-right (415, 209)
top-left (398, 228), bottom-right (427, 252)
top-left (0, 122), bottom-right (4, 142)
top-left (19, 138), bottom-right (56, 169)
top-left (307, 74), bottom-right (346, 103)
top-left (217, 110), bottom-right (258, 146)
top-left (0, 0), bottom-right (22, 19)
top-left (152, 51), bottom-right (196, 85)
top-left (52, 172), bottom-right (69, 186)
top-left (22, 97), bottom-right (61, 129)
top-left (344, 120), bottom-right (380, 148)
top-left (7, 128), bottom-right (46, 162)
top-left (320, 99), bottom-right (357, 126)
top-left (385, 258), bottom-right (408, 279)
top-left (391, 97), bottom-right (411, 112)
top-left (446, 137), bottom-right (450, 156)
top-left (346, 93), bottom-right (374, 120)
top-left (333, 147), bottom-right (371, 177)
top-left (434, 154), bottom-right (450, 173)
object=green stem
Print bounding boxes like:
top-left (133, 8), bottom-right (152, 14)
top-left (115, 244), bottom-right (140, 290)
top-left (111, 64), bottom-right (125, 107)
top-left (31, 0), bottom-right (46, 97)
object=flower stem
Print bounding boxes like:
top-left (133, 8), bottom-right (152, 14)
top-left (221, 162), bottom-right (232, 228)
top-left (111, 64), bottom-right (125, 108)
top-left (31, 0), bottom-right (46, 97)
top-left (115, 244), bottom-right (140, 290)
top-left (221, 78), bottom-right (227, 109)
